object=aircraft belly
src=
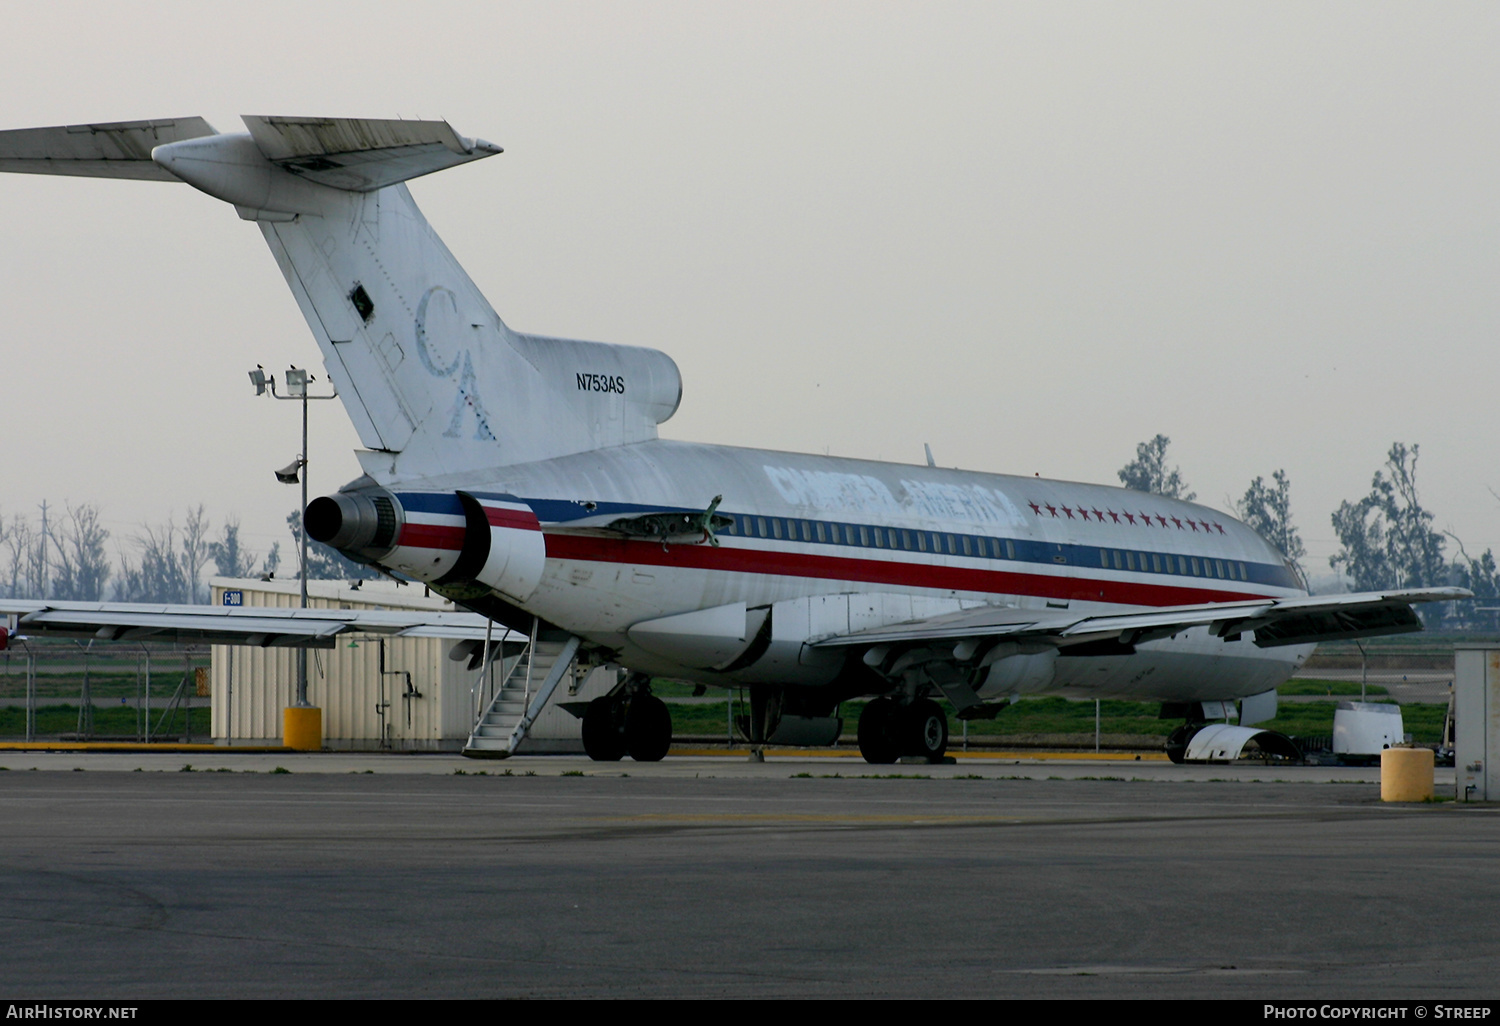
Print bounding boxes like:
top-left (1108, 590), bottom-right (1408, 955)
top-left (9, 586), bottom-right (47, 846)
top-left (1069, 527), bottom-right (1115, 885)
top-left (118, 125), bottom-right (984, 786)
top-left (1042, 634), bottom-right (1310, 703)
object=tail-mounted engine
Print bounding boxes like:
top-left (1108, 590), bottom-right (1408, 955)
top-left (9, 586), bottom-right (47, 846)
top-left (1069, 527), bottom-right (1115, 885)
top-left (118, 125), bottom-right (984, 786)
top-left (305, 488), bottom-right (545, 602)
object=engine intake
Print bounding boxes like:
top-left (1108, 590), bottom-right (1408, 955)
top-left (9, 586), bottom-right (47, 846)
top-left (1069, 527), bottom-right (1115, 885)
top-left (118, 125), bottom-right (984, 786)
top-left (306, 487), bottom-right (545, 602)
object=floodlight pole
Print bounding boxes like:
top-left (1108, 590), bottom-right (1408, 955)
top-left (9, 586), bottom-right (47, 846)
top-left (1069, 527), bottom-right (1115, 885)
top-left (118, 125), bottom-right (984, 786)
top-left (250, 366), bottom-right (338, 707)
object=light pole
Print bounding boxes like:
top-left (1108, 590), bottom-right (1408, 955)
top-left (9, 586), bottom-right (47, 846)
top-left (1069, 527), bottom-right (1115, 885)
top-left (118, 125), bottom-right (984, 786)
top-left (249, 365), bottom-right (338, 746)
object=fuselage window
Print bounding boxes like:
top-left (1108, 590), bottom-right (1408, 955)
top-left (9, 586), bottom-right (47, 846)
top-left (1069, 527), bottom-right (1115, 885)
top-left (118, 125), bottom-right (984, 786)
top-left (1151, 553), bottom-right (1161, 573)
top-left (947, 535), bottom-right (958, 555)
top-left (1125, 551), bottom-right (1135, 571)
top-left (1239, 562), bottom-right (1248, 580)
top-left (771, 519), bottom-right (783, 539)
top-left (1100, 549), bottom-right (1109, 568)
top-left (916, 532), bottom-right (927, 552)
top-left (815, 522), bottom-right (826, 543)
top-left (1215, 560), bottom-right (1225, 578)
top-left (859, 526), bottom-right (869, 546)
top-left (1006, 539), bottom-right (1016, 559)
top-left (756, 517), bottom-right (767, 538)
top-left (1113, 550), bottom-right (1123, 570)
top-left (1190, 557), bottom-right (1200, 575)
top-left (873, 527), bottom-right (885, 548)
top-left (930, 533), bottom-right (942, 552)
top-left (901, 530), bottom-right (912, 550)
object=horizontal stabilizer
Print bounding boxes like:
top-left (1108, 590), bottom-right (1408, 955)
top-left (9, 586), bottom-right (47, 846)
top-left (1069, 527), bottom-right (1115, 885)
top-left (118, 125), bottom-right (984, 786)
top-left (242, 116), bottom-right (501, 191)
top-left (0, 117), bottom-right (217, 181)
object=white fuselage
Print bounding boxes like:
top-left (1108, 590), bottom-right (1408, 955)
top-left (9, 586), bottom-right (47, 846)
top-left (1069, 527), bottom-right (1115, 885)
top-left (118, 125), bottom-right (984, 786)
top-left (378, 437), bottom-right (1313, 704)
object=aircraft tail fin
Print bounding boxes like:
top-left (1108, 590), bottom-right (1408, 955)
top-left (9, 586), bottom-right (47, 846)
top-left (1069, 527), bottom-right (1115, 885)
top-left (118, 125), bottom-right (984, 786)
top-left (0, 114), bottom-right (682, 480)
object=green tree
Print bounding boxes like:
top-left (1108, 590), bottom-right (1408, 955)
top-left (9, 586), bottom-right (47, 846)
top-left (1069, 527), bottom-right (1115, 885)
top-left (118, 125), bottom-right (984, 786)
top-left (208, 518), bottom-right (259, 579)
top-left (1236, 470), bottom-right (1305, 579)
top-left (1118, 435), bottom-right (1195, 500)
top-left (1331, 444), bottom-right (1448, 607)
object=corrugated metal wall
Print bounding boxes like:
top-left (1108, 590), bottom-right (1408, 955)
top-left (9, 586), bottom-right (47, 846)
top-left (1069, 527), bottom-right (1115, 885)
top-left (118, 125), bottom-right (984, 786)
top-left (207, 579), bottom-right (610, 751)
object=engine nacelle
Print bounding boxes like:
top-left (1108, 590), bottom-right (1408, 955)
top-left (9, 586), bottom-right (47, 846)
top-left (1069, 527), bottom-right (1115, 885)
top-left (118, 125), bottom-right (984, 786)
top-left (305, 487), bottom-right (545, 602)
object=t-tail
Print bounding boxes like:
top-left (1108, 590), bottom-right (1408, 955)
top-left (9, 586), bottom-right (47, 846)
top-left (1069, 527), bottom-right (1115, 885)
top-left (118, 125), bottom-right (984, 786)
top-left (0, 116), bottom-right (682, 482)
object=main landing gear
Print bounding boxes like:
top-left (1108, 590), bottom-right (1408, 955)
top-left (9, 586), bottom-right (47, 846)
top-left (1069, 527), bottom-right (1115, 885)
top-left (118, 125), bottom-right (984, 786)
top-left (582, 681), bottom-right (672, 762)
top-left (856, 696), bottom-right (949, 764)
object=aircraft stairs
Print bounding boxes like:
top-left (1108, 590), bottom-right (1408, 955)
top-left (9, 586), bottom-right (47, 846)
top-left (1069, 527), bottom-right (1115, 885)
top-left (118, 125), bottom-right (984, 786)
top-left (463, 632), bottom-right (580, 758)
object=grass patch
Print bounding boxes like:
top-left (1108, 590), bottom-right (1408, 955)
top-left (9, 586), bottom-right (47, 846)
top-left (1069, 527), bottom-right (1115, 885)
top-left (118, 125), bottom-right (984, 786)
top-left (561, 770), bottom-right (585, 777)
top-left (270, 766), bottom-right (290, 775)
top-left (0, 704), bottom-right (170, 738)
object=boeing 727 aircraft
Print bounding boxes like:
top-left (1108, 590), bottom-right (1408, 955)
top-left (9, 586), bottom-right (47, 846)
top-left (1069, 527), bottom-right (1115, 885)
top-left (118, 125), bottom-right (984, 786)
top-left (0, 115), bottom-right (1465, 763)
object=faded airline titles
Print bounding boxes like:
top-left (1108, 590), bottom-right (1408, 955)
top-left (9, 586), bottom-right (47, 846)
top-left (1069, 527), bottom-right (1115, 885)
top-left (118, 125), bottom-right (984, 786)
top-left (1027, 499), bottom-right (1225, 534)
top-left (577, 373), bottom-right (626, 394)
top-left (763, 465), bottom-right (1029, 527)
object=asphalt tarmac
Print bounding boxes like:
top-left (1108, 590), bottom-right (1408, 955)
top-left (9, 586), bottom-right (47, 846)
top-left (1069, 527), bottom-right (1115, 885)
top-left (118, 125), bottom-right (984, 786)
top-left (0, 753), bottom-right (1492, 999)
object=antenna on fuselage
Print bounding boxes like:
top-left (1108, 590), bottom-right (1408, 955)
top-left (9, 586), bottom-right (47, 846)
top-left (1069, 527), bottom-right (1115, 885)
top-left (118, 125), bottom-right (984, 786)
top-left (924, 443), bottom-right (936, 468)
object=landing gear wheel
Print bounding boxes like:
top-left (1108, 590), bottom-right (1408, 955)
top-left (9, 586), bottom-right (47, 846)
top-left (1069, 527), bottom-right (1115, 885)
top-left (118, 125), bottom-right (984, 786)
top-left (857, 698), bottom-right (901, 764)
top-left (1165, 723), bottom-right (1201, 765)
top-left (903, 698), bottom-right (949, 760)
top-left (582, 697), bottom-right (626, 762)
top-left (625, 694), bottom-right (673, 762)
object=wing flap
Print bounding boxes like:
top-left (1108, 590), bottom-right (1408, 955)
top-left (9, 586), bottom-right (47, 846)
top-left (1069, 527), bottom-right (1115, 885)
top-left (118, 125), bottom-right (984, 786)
top-left (811, 587), bottom-right (1470, 652)
top-left (2, 601), bottom-right (515, 648)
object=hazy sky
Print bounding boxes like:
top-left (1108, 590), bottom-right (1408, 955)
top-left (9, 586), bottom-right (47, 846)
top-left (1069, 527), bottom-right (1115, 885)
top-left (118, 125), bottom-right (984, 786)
top-left (1, 2), bottom-right (1496, 578)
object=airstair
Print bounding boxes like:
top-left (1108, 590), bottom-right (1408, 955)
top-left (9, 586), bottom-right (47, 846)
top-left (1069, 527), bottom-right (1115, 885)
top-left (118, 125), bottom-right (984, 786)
top-left (463, 631), bottom-right (580, 757)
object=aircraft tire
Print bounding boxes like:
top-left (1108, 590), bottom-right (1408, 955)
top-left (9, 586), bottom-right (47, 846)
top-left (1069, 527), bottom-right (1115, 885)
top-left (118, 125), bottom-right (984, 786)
top-left (1165, 723), bottom-right (1200, 765)
top-left (625, 694), bottom-right (673, 762)
top-left (582, 697), bottom-right (627, 762)
top-left (857, 698), bottom-right (901, 764)
top-left (903, 698), bottom-right (949, 760)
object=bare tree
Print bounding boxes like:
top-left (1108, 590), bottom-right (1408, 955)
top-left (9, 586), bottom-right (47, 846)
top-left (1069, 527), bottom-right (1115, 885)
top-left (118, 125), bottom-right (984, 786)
top-left (181, 505), bottom-right (211, 604)
top-left (0, 512), bottom-right (25, 598)
top-left (50, 503), bottom-right (111, 601)
top-left (116, 520), bottom-right (185, 603)
top-left (1118, 435), bottom-right (1195, 500)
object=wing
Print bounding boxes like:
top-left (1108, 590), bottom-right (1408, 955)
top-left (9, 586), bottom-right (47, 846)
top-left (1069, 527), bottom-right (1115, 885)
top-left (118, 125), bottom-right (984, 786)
top-left (811, 587), bottom-right (1470, 655)
top-left (0, 599), bottom-right (516, 649)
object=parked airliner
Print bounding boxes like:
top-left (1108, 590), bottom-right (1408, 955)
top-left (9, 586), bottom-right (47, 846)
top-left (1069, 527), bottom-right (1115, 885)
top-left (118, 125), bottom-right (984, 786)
top-left (0, 115), bottom-right (1464, 763)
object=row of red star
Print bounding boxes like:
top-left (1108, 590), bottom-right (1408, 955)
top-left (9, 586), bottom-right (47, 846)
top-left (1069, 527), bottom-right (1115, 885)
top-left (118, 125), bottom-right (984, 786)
top-left (1027, 500), bottom-right (1226, 534)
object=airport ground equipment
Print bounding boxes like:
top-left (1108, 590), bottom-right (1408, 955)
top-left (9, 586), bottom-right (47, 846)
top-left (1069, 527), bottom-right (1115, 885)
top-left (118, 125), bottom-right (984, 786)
top-left (1455, 643), bottom-right (1500, 800)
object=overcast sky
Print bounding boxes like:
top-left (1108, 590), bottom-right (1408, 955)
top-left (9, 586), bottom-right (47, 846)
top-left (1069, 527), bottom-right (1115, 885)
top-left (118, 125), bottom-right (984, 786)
top-left (1, 2), bottom-right (1495, 578)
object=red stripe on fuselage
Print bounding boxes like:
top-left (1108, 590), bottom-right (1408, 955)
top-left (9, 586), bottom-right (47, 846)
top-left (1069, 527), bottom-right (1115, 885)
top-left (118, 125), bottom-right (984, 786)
top-left (397, 523), bottom-right (465, 551)
top-left (543, 533), bottom-right (1271, 608)
top-left (483, 506), bottom-right (541, 531)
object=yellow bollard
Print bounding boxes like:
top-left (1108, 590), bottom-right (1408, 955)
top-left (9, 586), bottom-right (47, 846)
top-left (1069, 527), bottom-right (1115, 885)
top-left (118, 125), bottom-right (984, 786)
top-left (283, 706), bottom-right (323, 752)
top-left (1380, 746), bottom-right (1434, 802)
